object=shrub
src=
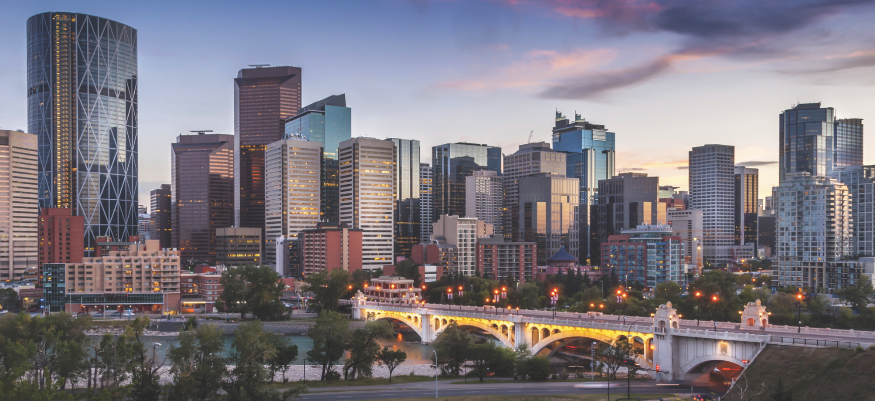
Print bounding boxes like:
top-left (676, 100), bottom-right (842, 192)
top-left (527, 356), bottom-right (552, 381)
top-left (855, 345), bottom-right (865, 354)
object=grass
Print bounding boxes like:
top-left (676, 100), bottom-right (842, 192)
top-left (269, 375), bottom-right (446, 389)
top-left (359, 394), bottom-right (674, 401)
top-left (449, 377), bottom-right (650, 385)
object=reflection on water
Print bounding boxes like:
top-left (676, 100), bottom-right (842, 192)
top-left (104, 331), bottom-right (435, 366)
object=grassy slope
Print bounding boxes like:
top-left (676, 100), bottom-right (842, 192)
top-left (737, 346), bottom-right (875, 401)
top-left (360, 395), bottom-right (670, 401)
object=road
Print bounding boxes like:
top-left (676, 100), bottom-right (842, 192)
top-left (300, 380), bottom-right (717, 401)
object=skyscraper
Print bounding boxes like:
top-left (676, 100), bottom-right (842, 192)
top-left (419, 163), bottom-right (433, 244)
top-left (779, 103), bottom-right (835, 183)
top-left (689, 144), bottom-right (735, 267)
top-left (171, 133), bottom-right (234, 263)
top-left (137, 205), bottom-right (151, 241)
top-left (234, 66), bottom-right (302, 234)
top-left (0, 130), bottom-right (39, 280)
top-left (264, 138), bottom-right (322, 276)
top-left (284, 94), bottom-right (350, 224)
top-left (150, 184), bottom-right (171, 249)
top-left (389, 139), bottom-right (420, 258)
top-left (831, 165), bottom-right (875, 256)
top-left (517, 173), bottom-right (579, 265)
top-left (595, 172), bottom-right (667, 261)
top-left (734, 166), bottom-right (758, 249)
top-left (339, 138), bottom-right (396, 270)
top-left (465, 170), bottom-right (503, 234)
top-left (834, 118), bottom-right (864, 168)
top-left (503, 142), bottom-right (566, 241)
top-left (552, 112), bottom-right (615, 263)
top-left (28, 12), bottom-right (139, 255)
top-left (432, 143), bottom-right (501, 222)
top-left (432, 215), bottom-right (493, 277)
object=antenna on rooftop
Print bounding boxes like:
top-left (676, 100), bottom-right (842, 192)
top-left (249, 64), bottom-right (270, 68)
top-left (190, 130), bottom-right (213, 135)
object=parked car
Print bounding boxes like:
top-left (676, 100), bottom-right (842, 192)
top-left (27, 307), bottom-right (40, 313)
top-left (0, 310), bottom-right (8, 315)
top-left (122, 311), bottom-right (135, 317)
top-left (77, 312), bottom-right (88, 317)
top-left (109, 312), bottom-right (122, 317)
top-left (92, 312), bottom-right (103, 317)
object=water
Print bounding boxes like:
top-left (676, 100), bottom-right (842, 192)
top-left (103, 332), bottom-right (435, 365)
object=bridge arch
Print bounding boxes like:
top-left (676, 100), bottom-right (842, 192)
top-left (366, 311), bottom-right (423, 339)
top-left (530, 328), bottom-right (653, 368)
top-left (681, 354), bottom-right (747, 375)
top-left (530, 329), bottom-right (617, 356)
top-left (433, 319), bottom-right (514, 348)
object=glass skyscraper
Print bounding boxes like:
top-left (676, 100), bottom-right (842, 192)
top-left (778, 103), bottom-right (835, 183)
top-left (834, 118), bottom-right (863, 168)
top-left (27, 12), bottom-right (139, 255)
top-left (284, 94), bottom-right (351, 224)
top-left (389, 139), bottom-right (420, 258)
top-left (431, 143), bottom-right (501, 222)
top-left (552, 112), bottom-right (616, 263)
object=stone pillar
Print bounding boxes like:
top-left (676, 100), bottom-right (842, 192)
top-left (420, 311), bottom-right (436, 343)
top-left (351, 290), bottom-right (366, 320)
top-left (740, 299), bottom-right (769, 329)
top-left (652, 301), bottom-right (679, 381)
top-left (511, 315), bottom-right (528, 349)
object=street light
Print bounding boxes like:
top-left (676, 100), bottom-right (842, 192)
top-left (796, 293), bottom-right (804, 333)
top-left (433, 350), bottom-right (438, 399)
top-left (591, 341), bottom-right (597, 381)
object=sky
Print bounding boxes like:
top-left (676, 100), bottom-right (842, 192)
top-left (2, 0), bottom-right (875, 208)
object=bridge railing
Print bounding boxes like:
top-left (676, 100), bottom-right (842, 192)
top-left (769, 336), bottom-right (869, 349)
top-left (673, 328), bottom-right (770, 342)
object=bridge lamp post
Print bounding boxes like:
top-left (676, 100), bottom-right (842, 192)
top-left (711, 294), bottom-right (719, 321)
top-left (433, 350), bottom-right (438, 398)
top-left (591, 341), bottom-right (597, 381)
top-left (796, 293), bottom-right (803, 333)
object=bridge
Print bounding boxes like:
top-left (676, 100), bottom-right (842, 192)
top-left (351, 293), bottom-right (875, 381)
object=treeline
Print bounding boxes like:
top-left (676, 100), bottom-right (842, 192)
top-left (0, 312), bottom-right (305, 401)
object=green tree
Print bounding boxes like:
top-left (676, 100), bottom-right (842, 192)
top-left (394, 259), bottom-right (422, 287)
top-left (0, 288), bottom-right (17, 311)
top-left (377, 347), bottom-right (407, 383)
top-left (687, 270), bottom-right (741, 321)
top-left (217, 267), bottom-right (248, 317)
top-left (467, 342), bottom-right (502, 382)
top-left (525, 356), bottom-right (551, 381)
top-left (837, 275), bottom-right (874, 316)
top-left (431, 322), bottom-right (473, 376)
top-left (167, 323), bottom-right (226, 401)
top-left (268, 336), bottom-right (299, 383)
top-left (513, 343), bottom-right (532, 380)
top-left (343, 320), bottom-right (393, 380)
top-left (596, 339), bottom-right (638, 380)
top-left (224, 321), bottom-right (281, 400)
top-left (306, 311), bottom-right (349, 382)
top-left (217, 265), bottom-right (288, 320)
top-left (304, 269), bottom-right (351, 313)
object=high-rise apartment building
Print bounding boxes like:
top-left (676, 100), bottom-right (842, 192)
top-left (284, 94), bottom-right (350, 224)
top-left (831, 166), bottom-right (875, 256)
top-left (0, 131), bottom-right (39, 280)
top-left (666, 209), bottom-right (703, 272)
top-left (339, 138), bottom-right (396, 270)
top-left (432, 143), bottom-right (501, 222)
top-left (419, 164), bottom-right (433, 243)
top-left (137, 205), bottom-right (150, 241)
top-left (28, 13), bottom-right (139, 255)
top-left (234, 66), bottom-right (302, 234)
top-left (171, 133), bottom-right (234, 264)
top-left (779, 103), bottom-right (835, 183)
top-left (300, 223), bottom-right (363, 277)
top-left (466, 170), bottom-right (503, 234)
top-left (734, 166), bottom-right (758, 249)
top-left (432, 215), bottom-right (493, 276)
top-left (502, 142), bottom-right (566, 241)
top-left (600, 225), bottom-right (685, 289)
top-left (775, 173), bottom-right (853, 291)
top-left (389, 138), bottom-right (420, 258)
top-left (264, 138), bottom-right (322, 275)
top-left (39, 208), bottom-right (84, 270)
top-left (834, 118), bottom-right (863, 168)
top-left (517, 173), bottom-right (579, 265)
top-left (552, 112), bottom-right (616, 263)
top-left (150, 185), bottom-right (171, 249)
top-left (595, 173), bottom-right (666, 263)
top-left (476, 234), bottom-right (536, 282)
top-left (215, 227), bottom-right (262, 267)
top-left (689, 144), bottom-right (735, 267)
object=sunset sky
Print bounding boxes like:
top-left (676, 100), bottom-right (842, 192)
top-left (2, 0), bottom-right (875, 206)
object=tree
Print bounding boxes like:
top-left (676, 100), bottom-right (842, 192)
top-left (304, 269), bottom-right (351, 312)
top-left (837, 275), bottom-right (874, 316)
top-left (268, 337), bottom-right (299, 383)
top-left (394, 259), bottom-right (422, 287)
top-left (513, 344), bottom-right (533, 380)
top-left (306, 311), bottom-right (349, 382)
top-left (596, 339), bottom-right (638, 380)
top-left (468, 342), bottom-right (502, 382)
top-left (526, 356), bottom-right (551, 381)
top-left (377, 347), bottom-right (407, 383)
top-left (217, 265), bottom-right (288, 320)
top-left (343, 320), bottom-right (393, 380)
top-left (218, 267), bottom-right (248, 317)
top-left (167, 323), bottom-right (226, 401)
top-left (0, 288), bottom-right (17, 311)
top-left (431, 322), bottom-right (473, 376)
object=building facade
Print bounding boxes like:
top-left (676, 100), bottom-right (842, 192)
top-left (389, 138), bottom-right (421, 259)
top-left (476, 234), bottom-right (536, 282)
top-left (779, 103), bottom-right (835, 183)
top-left (171, 133), bottom-right (234, 264)
top-left (264, 138), bottom-right (322, 271)
top-left (215, 227), bottom-right (261, 267)
top-left (150, 184), bottom-right (171, 249)
top-left (300, 223), bottom-right (363, 277)
top-left (734, 166), bottom-right (759, 249)
top-left (595, 172), bottom-right (666, 263)
top-left (28, 13), bottom-right (139, 255)
top-left (39, 208), bottom-right (85, 272)
top-left (432, 143), bottom-right (501, 223)
top-left (466, 170), bottom-right (503, 234)
top-left (234, 66), bottom-right (302, 235)
top-left (180, 271), bottom-right (223, 313)
top-left (517, 173), bottom-right (579, 266)
top-left (689, 144), bottom-right (735, 267)
top-left (601, 225), bottom-right (685, 289)
top-left (0, 131), bottom-right (39, 280)
top-left (419, 164), bottom-right (433, 244)
top-left (339, 138), bottom-right (396, 270)
top-left (503, 142), bottom-right (567, 242)
top-left (833, 118), bottom-right (863, 169)
top-left (284, 94), bottom-right (350, 224)
top-left (137, 205), bottom-right (151, 241)
top-left (831, 165), bottom-right (875, 256)
top-left (666, 209), bottom-right (703, 273)
top-left (432, 215), bottom-right (493, 276)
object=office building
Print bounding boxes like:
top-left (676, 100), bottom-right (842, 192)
top-left (466, 170), bottom-right (503, 234)
top-left (39, 208), bottom-right (84, 274)
top-left (420, 164), bottom-right (433, 243)
top-left (834, 118), bottom-right (863, 168)
top-left (300, 223), bottom-right (363, 277)
top-left (689, 144), bottom-right (735, 267)
top-left (831, 165), bottom-right (875, 256)
top-left (28, 13), bottom-right (139, 254)
top-left (43, 239), bottom-right (181, 313)
top-left (667, 209), bottom-right (704, 273)
top-left (432, 215), bottom-right (493, 276)
top-left (138, 206), bottom-right (150, 241)
top-left (339, 138), bottom-right (395, 270)
top-left (595, 173), bottom-right (667, 263)
top-left (476, 234), bottom-right (536, 282)
top-left (411, 242), bottom-right (458, 275)
top-left (0, 130), bottom-right (38, 280)
top-left (284, 94), bottom-right (351, 224)
top-left (517, 173), bottom-right (579, 265)
top-left (264, 138), bottom-right (322, 271)
top-left (389, 138), bottom-right (420, 259)
top-left (502, 142), bottom-right (566, 241)
top-left (150, 185), bottom-right (171, 249)
top-left (171, 133), bottom-right (234, 264)
top-left (432, 142), bottom-right (501, 222)
top-left (775, 173), bottom-right (854, 291)
top-left (600, 225), bottom-right (685, 289)
top-left (552, 112), bottom-right (616, 263)
top-left (215, 227), bottom-right (262, 267)
top-left (734, 166), bottom-right (759, 249)
top-left (757, 215), bottom-right (776, 257)
top-left (180, 271), bottom-right (223, 313)
top-left (234, 66), bottom-right (302, 235)
top-left (779, 103), bottom-right (835, 183)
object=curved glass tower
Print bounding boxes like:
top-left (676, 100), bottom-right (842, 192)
top-left (27, 12), bottom-right (138, 255)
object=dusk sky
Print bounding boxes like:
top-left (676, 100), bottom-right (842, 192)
top-left (3, 0), bottom-right (875, 207)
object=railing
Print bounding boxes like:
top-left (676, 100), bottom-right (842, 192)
top-left (769, 336), bottom-right (867, 349)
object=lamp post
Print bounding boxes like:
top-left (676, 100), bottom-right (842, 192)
top-left (713, 367), bottom-right (734, 401)
top-left (591, 341), bottom-right (597, 381)
top-left (796, 293), bottom-right (803, 333)
top-left (433, 350), bottom-right (438, 399)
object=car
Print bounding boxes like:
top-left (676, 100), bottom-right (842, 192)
top-left (109, 312), bottom-right (122, 317)
top-left (0, 310), bottom-right (8, 315)
top-left (92, 312), bottom-right (103, 317)
top-left (27, 307), bottom-right (40, 313)
top-left (122, 311), bottom-right (135, 317)
top-left (77, 312), bottom-right (88, 317)
top-left (691, 394), bottom-right (715, 401)
top-left (305, 309), bottom-right (313, 313)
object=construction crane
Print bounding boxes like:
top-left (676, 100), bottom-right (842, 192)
top-left (527, 130), bottom-right (534, 143)
top-left (190, 130), bottom-right (213, 135)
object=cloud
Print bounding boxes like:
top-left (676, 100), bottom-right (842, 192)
top-left (737, 160), bottom-right (778, 167)
top-left (676, 166), bottom-right (688, 170)
top-left (538, 54), bottom-right (672, 99)
top-left (486, 43), bottom-right (511, 51)
top-left (782, 50), bottom-right (875, 74)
